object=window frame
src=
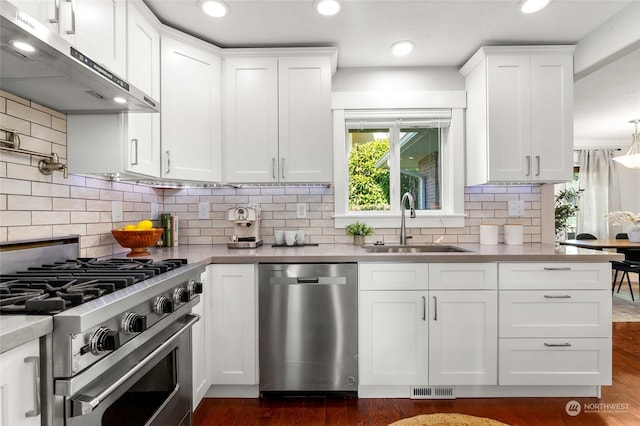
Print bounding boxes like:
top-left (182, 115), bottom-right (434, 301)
top-left (332, 90), bottom-right (467, 229)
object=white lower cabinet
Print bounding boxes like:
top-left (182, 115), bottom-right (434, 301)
top-left (498, 263), bottom-right (612, 387)
top-left (359, 290), bottom-right (429, 385)
top-left (429, 291), bottom-right (497, 385)
top-left (192, 271), bottom-right (208, 411)
top-left (207, 264), bottom-right (258, 385)
top-left (358, 263), bottom-right (498, 391)
top-left (0, 339), bottom-right (41, 426)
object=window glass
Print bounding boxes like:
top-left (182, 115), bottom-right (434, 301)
top-left (347, 126), bottom-right (442, 212)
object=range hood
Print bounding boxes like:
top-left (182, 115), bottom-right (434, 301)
top-left (0, 2), bottom-right (158, 113)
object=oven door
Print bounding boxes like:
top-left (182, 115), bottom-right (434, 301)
top-left (61, 313), bottom-right (198, 426)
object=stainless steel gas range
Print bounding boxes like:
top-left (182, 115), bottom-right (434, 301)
top-left (0, 236), bottom-right (205, 426)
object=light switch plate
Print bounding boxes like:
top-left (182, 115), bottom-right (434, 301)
top-left (508, 200), bottom-right (525, 216)
top-left (150, 203), bottom-right (159, 220)
top-left (112, 201), bottom-right (123, 222)
top-left (198, 202), bottom-right (209, 219)
top-left (296, 203), bottom-right (307, 219)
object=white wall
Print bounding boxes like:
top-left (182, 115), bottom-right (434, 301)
top-left (333, 67), bottom-right (464, 92)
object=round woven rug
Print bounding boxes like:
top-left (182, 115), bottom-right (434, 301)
top-left (389, 413), bottom-right (509, 426)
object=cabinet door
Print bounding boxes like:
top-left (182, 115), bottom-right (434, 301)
top-left (429, 291), bottom-right (497, 385)
top-left (278, 56), bottom-right (333, 183)
top-left (191, 271), bottom-right (208, 411)
top-left (486, 55), bottom-right (531, 182)
top-left (359, 291), bottom-right (428, 385)
top-left (0, 339), bottom-right (41, 426)
top-left (62, 0), bottom-right (127, 77)
top-left (126, 2), bottom-right (160, 177)
top-left (223, 57), bottom-right (279, 183)
top-left (8, 0), bottom-right (58, 32)
top-left (530, 54), bottom-right (573, 182)
top-left (161, 36), bottom-right (222, 182)
top-left (208, 264), bottom-right (257, 385)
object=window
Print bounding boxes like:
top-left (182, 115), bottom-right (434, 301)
top-left (332, 91), bottom-right (466, 229)
top-left (346, 117), bottom-right (446, 212)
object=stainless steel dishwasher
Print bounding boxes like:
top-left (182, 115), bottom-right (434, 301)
top-left (259, 263), bottom-right (358, 394)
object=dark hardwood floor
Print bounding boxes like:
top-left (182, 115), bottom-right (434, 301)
top-left (194, 322), bottom-right (640, 425)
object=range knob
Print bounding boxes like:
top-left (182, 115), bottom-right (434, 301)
top-left (187, 280), bottom-right (203, 296)
top-left (173, 287), bottom-right (190, 304)
top-left (89, 327), bottom-right (120, 355)
top-left (154, 296), bottom-right (174, 315)
top-left (121, 312), bottom-right (147, 335)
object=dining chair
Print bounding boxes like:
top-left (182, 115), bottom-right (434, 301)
top-left (612, 260), bottom-right (640, 301)
top-left (576, 233), bottom-right (597, 240)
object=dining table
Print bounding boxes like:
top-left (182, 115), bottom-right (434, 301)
top-left (560, 239), bottom-right (640, 261)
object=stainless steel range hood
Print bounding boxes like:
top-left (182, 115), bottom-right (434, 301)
top-left (0, 2), bottom-right (159, 113)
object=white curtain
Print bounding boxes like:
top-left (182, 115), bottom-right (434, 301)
top-left (577, 149), bottom-right (621, 239)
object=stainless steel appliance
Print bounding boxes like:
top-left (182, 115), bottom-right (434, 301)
top-left (0, 236), bottom-right (204, 425)
top-left (0, 1), bottom-right (158, 113)
top-left (258, 263), bottom-right (358, 394)
top-left (227, 206), bottom-right (263, 249)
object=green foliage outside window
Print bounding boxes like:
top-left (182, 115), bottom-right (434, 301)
top-left (348, 139), bottom-right (390, 211)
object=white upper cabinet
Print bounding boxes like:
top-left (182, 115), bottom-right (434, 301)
top-left (461, 46), bottom-right (575, 185)
top-left (161, 32), bottom-right (222, 182)
top-left (223, 49), bottom-right (335, 184)
top-left (126, 0), bottom-right (160, 177)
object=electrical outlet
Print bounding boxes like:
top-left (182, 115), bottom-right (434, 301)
top-left (112, 201), bottom-right (123, 222)
top-left (150, 203), bottom-right (159, 220)
top-left (296, 203), bottom-right (307, 219)
top-left (198, 202), bottom-right (209, 219)
top-left (508, 200), bottom-right (525, 216)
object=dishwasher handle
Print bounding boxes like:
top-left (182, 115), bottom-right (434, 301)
top-left (270, 276), bottom-right (347, 285)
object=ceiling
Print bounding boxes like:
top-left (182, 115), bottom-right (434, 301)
top-left (144, 0), bottom-right (640, 144)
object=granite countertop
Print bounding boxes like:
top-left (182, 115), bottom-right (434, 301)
top-left (0, 242), bottom-right (623, 353)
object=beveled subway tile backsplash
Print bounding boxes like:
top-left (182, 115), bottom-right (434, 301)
top-left (1, 91), bottom-right (542, 256)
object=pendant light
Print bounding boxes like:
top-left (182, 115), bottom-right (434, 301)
top-left (613, 119), bottom-right (640, 169)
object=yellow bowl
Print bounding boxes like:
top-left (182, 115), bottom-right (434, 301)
top-left (111, 228), bottom-right (163, 257)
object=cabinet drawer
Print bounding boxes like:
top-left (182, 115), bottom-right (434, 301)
top-left (359, 263), bottom-right (428, 290)
top-left (499, 338), bottom-right (611, 386)
top-left (499, 263), bottom-right (610, 290)
top-left (429, 263), bottom-right (497, 290)
top-left (499, 290), bottom-right (611, 337)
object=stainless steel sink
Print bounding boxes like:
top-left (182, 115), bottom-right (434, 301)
top-left (362, 244), bottom-right (470, 253)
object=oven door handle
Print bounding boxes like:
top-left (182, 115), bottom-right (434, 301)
top-left (70, 313), bottom-right (200, 416)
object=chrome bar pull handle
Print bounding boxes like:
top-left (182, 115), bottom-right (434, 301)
top-left (50, 0), bottom-right (60, 23)
top-left (536, 155), bottom-right (541, 176)
top-left (272, 158), bottom-right (276, 179)
top-left (165, 150), bottom-right (171, 174)
top-left (544, 342), bottom-right (572, 347)
top-left (131, 139), bottom-right (138, 166)
top-left (281, 157), bottom-right (286, 180)
top-left (526, 155), bottom-right (531, 176)
top-left (422, 296), bottom-right (426, 321)
top-left (433, 296), bottom-right (438, 321)
top-left (65, 0), bottom-right (76, 34)
top-left (544, 295), bottom-right (571, 299)
top-left (543, 267), bottom-right (571, 271)
top-left (24, 356), bottom-right (41, 417)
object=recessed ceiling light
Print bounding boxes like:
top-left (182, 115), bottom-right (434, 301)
top-left (113, 97), bottom-right (127, 104)
top-left (10, 40), bottom-right (36, 53)
top-left (315, 0), bottom-right (341, 16)
top-left (520, 0), bottom-right (550, 14)
top-left (390, 40), bottom-right (415, 56)
top-left (200, 0), bottom-right (229, 17)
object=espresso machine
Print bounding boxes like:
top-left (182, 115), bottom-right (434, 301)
top-left (227, 206), bottom-right (263, 248)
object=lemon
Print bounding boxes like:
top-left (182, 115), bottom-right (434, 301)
top-left (136, 220), bottom-right (153, 230)
top-left (124, 224), bottom-right (137, 231)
